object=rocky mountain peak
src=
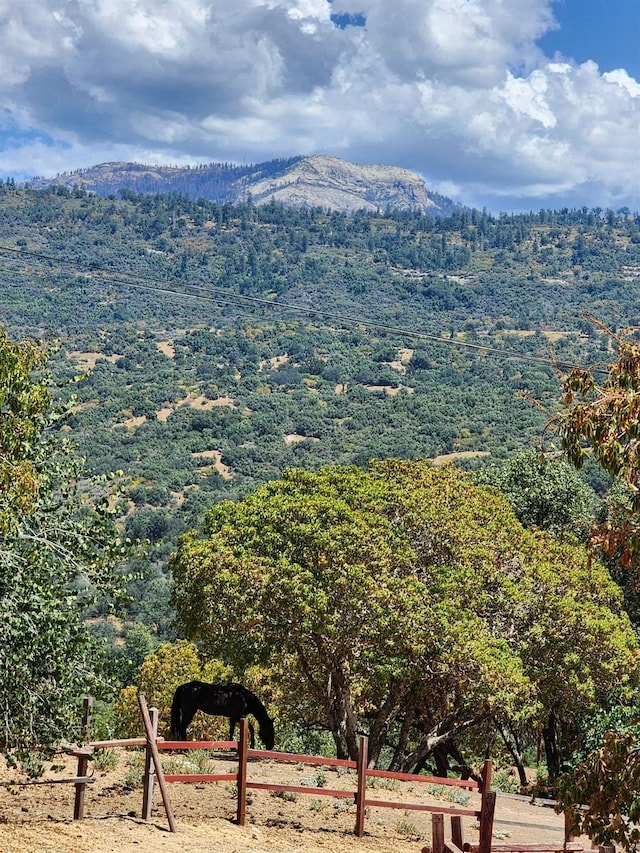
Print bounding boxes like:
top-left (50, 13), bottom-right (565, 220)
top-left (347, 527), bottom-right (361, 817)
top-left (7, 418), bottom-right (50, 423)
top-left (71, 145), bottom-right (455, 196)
top-left (28, 155), bottom-right (454, 215)
top-left (241, 155), bottom-right (439, 213)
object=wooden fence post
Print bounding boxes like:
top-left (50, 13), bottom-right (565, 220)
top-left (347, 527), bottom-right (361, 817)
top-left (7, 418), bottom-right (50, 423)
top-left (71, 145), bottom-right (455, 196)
top-left (480, 759), bottom-right (492, 795)
top-left (451, 814), bottom-right (463, 849)
top-left (141, 706), bottom-right (158, 821)
top-left (478, 790), bottom-right (496, 853)
top-left (432, 812), bottom-right (445, 853)
top-left (236, 717), bottom-right (249, 826)
top-left (478, 758), bottom-right (494, 853)
top-left (354, 735), bottom-right (368, 837)
top-left (564, 809), bottom-right (573, 843)
top-left (138, 693), bottom-right (176, 833)
top-left (73, 695), bottom-right (93, 820)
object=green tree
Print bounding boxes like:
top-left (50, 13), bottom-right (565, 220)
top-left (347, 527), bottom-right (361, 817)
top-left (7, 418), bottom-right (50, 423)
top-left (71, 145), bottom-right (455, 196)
top-left (550, 323), bottom-right (640, 841)
top-left (113, 640), bottom-right (233, 738)
top-left (556, 730), bottom-right (640, 851)
top-left (111, 622), bottom-right (157, 687)
top-left (473, 447), bottom-right (595, 537)
top-left (553, 323), bottom-right (640, 568)
top-left (170, 460), bottom-right (637, 772)
top-left (0, 329), bottom-right (129, 757)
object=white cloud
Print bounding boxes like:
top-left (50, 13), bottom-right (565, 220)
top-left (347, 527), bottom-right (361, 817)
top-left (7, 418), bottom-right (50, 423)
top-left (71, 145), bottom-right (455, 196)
top-left (499, 71), bottom-right (556, 128)
top-left (334, 0), bottom-right (555, 86)
top-left (603, 69), bottom-right (640, 98)
top-left (0, 0), bottom-right (639, 211)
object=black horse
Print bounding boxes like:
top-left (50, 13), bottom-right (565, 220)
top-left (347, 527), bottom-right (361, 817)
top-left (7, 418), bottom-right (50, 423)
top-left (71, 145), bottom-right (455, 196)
top-left (170, 681), bottom-right (275, 749)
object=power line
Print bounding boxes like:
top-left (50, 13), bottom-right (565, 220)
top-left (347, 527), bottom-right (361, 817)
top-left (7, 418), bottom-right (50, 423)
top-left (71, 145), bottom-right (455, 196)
top-left (0, 243), bottom-right (601, 373)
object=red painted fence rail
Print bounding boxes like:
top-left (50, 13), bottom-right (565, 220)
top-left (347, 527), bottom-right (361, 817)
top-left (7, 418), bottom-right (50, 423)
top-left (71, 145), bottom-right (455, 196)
top-left (134, 693), bottom-right (493, 846)
top-left (71, 694), bottom-right (578, 853)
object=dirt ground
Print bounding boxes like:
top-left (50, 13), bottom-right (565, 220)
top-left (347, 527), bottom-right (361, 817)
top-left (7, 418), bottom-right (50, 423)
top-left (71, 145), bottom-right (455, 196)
top-left (0, 750), bottom-right (591, 853)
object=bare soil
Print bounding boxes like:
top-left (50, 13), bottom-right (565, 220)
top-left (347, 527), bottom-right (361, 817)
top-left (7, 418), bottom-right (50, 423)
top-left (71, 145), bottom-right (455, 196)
top-left (0, 751), bottom-right (589, 853)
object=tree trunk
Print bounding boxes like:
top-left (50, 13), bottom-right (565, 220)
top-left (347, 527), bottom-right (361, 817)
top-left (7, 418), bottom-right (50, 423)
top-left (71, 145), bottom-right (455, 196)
top-left (542, 709), bottom-right (561, 780)
top-left (367, 683), bottom-right (406, 768)
top-left (326, 663), bottom-right (360, 761)
top-left (399, 716), bottom-right (476, 774)
top-left (433, 742), bottom-right (450, 777)
top-left (388, 713), bottom-right (415, 772)
top-left (399, 729), bottom-right (454, 774)
top-left (445, 741), bottom-right (482, 784)
top-left (496, 722), bottom-right (528, 787)
top-left (400, 741), bottom-right (433, 774)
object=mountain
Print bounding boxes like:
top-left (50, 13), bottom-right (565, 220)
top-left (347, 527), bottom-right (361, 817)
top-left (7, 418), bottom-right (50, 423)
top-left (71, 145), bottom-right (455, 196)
top-left (27, 154), bottom-right (459, 215)
top-left (238, 155), bottom-right (446, 213)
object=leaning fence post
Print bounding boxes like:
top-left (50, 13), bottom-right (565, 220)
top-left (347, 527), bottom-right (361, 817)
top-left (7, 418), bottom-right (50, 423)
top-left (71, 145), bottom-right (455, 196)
top-left (354, 735), bottom-right (368, 837)
top-left (73, 695), bottom-right (93, 820)
top-left (142, 706), bottom-right (158, 820)
top-left (138, 693), bottom-right (176, 833)
top-left (236, 717), bottom-right (249, 826)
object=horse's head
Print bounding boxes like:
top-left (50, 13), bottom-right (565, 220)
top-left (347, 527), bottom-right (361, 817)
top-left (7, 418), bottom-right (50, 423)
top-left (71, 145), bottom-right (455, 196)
top-left (259, 716), bottom-right (275, 750)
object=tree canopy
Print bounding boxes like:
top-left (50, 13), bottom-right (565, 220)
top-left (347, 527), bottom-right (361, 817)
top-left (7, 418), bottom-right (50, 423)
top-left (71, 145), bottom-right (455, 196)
top-left (553, 324), bottom-right (640, 572)
top-left (0, 328), bottom-right (129, 756)
top-left (473, 447), bottom-right (595, 537)
top-left (170, 460), bottom-right (638, 772)
top-left (558, 326), bottom-right (640, 493)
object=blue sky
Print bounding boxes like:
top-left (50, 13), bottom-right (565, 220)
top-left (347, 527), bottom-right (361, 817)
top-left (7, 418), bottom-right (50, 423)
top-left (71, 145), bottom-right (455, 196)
top-left (540, 0), bottom-right (640, 81)
top-left (0, 0), bottom-right (639, 214)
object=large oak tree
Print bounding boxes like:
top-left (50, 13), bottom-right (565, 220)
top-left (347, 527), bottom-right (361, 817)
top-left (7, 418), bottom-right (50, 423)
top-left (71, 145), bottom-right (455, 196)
top-left (170, 460), bottom-right (638, 772)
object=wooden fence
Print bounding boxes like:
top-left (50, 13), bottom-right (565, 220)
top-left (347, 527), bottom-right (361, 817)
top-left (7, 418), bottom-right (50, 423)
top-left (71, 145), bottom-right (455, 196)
top-left (67, 694), bottom-right (582, 853)
top-left (71, 695), bottom-right (165, 820)
top-left (136, 693), bottom-right (495, 848)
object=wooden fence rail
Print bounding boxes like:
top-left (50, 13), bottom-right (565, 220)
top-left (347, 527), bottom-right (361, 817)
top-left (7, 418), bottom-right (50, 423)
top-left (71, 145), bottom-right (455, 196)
top-left (136, 693), bottom-right (494, 847)
top-left (68, 694), bottom-right (582, 853)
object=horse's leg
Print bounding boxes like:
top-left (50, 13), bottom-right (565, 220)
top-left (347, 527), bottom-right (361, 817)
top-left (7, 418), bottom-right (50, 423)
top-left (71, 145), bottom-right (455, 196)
top-left (181, 708), bottom-right (196, 740)
top-left (231, 717), bottom-right (255, 747)
top-left (229, 716), bottom-right (255, 747)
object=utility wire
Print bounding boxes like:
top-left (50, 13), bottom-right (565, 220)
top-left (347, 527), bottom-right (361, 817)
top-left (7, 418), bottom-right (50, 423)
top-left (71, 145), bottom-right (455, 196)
top-left (0, 244), bottom-right (605, 374)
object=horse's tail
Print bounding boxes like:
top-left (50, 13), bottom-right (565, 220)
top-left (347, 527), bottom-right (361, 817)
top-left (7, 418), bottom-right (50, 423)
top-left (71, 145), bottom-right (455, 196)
top-left (170, 685), bottom-right (183, 739)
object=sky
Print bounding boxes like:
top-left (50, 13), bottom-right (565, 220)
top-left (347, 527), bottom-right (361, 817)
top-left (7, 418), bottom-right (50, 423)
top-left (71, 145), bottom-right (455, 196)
top-left (0, 0), bottom-right (639, 214)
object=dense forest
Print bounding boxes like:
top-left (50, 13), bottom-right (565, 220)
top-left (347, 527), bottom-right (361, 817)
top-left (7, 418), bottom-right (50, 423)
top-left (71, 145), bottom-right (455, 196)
top-left (1, 181), bottom-right (639, 643)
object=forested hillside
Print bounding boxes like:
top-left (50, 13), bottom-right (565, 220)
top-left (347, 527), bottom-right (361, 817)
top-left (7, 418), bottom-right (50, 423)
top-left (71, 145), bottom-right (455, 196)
top-left (28, 157), bottom-right (305, 203)
top-left (1, 180), bottom-right (639, 637)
